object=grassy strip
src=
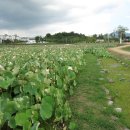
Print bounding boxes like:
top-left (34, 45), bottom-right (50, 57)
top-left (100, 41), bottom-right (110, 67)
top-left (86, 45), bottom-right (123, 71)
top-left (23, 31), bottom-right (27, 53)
top-left (100, 58), bottom-right (130, 128)
top-left (122, 46), bottom-right (130, 51)
top-left (69, 54), bottom-right (124, 130)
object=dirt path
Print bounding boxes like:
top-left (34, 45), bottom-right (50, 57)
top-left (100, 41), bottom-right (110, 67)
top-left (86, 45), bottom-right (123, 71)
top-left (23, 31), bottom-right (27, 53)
top-left (108, 44), bottom-right (130, 57)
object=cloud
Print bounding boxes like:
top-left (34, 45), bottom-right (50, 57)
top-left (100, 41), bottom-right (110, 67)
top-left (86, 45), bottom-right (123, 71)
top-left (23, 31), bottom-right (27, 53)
top-left (0, 0), bottom-right (130, 36)
top-left (95, 4), bottom-right (118, 14)
top-left (0, 0), bottom-right (71, 29)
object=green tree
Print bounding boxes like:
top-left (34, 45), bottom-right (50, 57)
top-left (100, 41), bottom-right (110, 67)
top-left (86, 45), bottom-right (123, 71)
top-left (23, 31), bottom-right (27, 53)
top-left (44, 32), bottom-right (86, 44)
top-left (35, 36), bottom-right (41, 43)
top-left (92, 34), bottom-right (97, 39)
top-left (46, 33), bottom-right (51, 38)
top-left (115, 25), bottom-right (128, 44)
top-left (41, 37), bottom-right (44, 43)
top-left (98, 34), bottom-right (104, 39)
top-left (3, 39), bottom-right (12, 44)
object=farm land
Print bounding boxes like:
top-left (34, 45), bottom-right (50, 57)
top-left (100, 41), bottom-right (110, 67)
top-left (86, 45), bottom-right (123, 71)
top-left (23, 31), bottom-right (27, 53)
top-left (0, 43), bottom-right (130, 130)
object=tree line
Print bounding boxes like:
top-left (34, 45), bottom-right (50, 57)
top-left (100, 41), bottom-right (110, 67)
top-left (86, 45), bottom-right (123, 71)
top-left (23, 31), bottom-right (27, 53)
top-left (44, 32), bottom-right (87, 43)
top-left (0, 25), bottom-right (129, 44)
top-left (35, 25), bottom-right (129, 44)
top-left (35, 32), bottom-right (119, 44)
top-left (35, 32), bottom-right (104, 44)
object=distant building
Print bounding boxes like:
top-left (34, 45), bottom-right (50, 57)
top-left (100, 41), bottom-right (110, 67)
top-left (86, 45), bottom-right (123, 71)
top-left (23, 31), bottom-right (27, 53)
top-left (0, 34), bottom-right (35, 44)
top-left (20, 37), bottom-right (29, 42)
top-left (0, 34), bottom-right (21, 42)
top-left (96, 39), bottom-right (104, 42)
top-left (26, 37), bottom-right (35, 44)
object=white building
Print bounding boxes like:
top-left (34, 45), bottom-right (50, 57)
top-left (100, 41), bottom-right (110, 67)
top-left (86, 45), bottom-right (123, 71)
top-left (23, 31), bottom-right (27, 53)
top-left (27, 39), bottom-right (35, 44)
top-left (0, 34), bottom-right (36, 44)
top-left (20, 37), bottom-right (29, 42)
top-left (0, 34), bottom-right (22, 42)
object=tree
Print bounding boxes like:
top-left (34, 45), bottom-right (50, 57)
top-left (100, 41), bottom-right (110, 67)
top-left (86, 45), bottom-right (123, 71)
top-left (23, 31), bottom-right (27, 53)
top-left (98, 34), bottom-right (104, 39)
top-left (46, 33), bottom-right (51, 38)
top-left (44, 32), bottom-right (86, 43)
top-left (92, 34), bottom-right (97, 39)
top-left (115, 25), bottom-right (128, 44)
top-left (41, 37), bottom-right (44, 43)
top-left (35, 36), bottom-right (41, 43)
top-left (2, 39), bottom-right (12, 44)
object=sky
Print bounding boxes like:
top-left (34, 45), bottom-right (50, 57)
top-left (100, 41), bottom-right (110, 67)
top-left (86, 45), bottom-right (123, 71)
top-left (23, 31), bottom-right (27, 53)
top-left (0, 0), bottom-right (130, 37)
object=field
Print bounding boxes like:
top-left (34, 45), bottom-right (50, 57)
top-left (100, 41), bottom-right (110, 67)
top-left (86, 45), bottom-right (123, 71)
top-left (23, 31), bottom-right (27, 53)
top-left (122, 46), bottom-right (130, 51)
top-left (0, 43), bottom-right (130, 130)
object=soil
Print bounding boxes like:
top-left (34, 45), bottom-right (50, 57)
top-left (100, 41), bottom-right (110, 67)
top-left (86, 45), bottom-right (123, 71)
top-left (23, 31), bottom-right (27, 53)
top-left (108, 44), bottom-right (130, 58)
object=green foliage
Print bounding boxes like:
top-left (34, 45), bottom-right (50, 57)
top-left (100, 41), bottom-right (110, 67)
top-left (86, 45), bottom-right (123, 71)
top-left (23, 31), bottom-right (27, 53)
top-left (44, 32), bottom-right (86, 43)
top-left (40, 96), bottom-right (54, 120)
top-left (2, 39), bottom-right (12, 44)
top-left (85, 47), bottom-right (112, 58)
top-left (69, 122), bottom-right (77, 130)
top-left (0, 45), bottom-right (115, 129)
top-left (31, 121), bottom-right (40, 130)
top-left (0, 45), bottom-right (86, 129)
top-left (35, 36), bottom-right (43, 43)
top-left (86, 36), bottom-right (96, 43)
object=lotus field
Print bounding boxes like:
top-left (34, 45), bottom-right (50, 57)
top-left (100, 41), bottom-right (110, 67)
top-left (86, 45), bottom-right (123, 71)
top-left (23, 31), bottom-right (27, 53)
top-left (1, 45), bottom-right (128, 130)
top-left (0, 45), bottom-right (87, 130)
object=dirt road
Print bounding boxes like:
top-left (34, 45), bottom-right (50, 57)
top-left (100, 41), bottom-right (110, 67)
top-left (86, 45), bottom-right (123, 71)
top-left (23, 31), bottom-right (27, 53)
top-left (108, 44), bottom-right (130, 58)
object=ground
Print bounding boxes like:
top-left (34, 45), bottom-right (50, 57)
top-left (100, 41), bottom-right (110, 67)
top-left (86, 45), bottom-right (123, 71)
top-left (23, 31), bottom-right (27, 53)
top-left (108, 44), bottom-right (130, 58)
top-left (1, 44), bottom-right (130, 130)
top-left (69, 47), bottom-right (130, 130)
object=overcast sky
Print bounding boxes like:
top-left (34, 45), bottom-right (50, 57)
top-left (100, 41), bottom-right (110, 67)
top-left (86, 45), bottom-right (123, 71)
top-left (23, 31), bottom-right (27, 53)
top-left (0, 0), bottom-right (130, 36)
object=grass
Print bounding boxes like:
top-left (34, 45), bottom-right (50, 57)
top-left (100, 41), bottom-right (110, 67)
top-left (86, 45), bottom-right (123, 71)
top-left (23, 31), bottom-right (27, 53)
top-left (69, 54), bottom-right (125, 130)
top-left (100, 57), bottom-right (130, 128)
top-left (122, 46), bottom-right (130, 51)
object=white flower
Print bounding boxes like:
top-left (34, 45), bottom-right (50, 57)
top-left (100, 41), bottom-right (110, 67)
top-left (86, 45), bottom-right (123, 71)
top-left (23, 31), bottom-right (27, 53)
top-left (44, 88), bottom-right (50, 93)
top-left (68, 66), bottom-right (73, 70)
top-left (15, 97), bottom-right (24, 102)
top-left (42, 69), bottom-right (50, 75)
top-left (8, 62), bottom-right (13, 65)
top-left (46, 69), bottom-right (50, 74)
top-left (59, 57), bottom-right (63, 61)
top-left (12, 56), bottom-right (16, 59)
top-left (35, 69), bottom-right (38, 72)
top-left (114, 108), bottom-right (122, 113)
top-left (0, 65), bottom-right (5, 70)
top-left (18, 97), bottom-right (24, 102)
top-left (108, 101), bottom-right (113, 106)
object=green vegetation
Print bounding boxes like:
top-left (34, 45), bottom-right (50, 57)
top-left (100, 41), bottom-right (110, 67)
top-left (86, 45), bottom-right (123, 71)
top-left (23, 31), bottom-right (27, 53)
top-left (69, 51), bottom-right (128, 130)
top-left (85, 47), bottom-right (112, 58)
top-left (122, 46), bottom-right (130, 51)
top-left (35, 31), bottom-right (121, 44)
top-left (44, 32), bottom-right (119, 44)
top-left (44, 32), bottom-right (87, 43)
top-left (35, 36), bottom-right (44, 43)
top-left (0, 44), bottom-right (130, 130)
top-left (0, 45), bottom-right (86, 130)
top-left (100, 58), bottom-right (130, 128)
top-left (2, 39), bottom-right (23, 44)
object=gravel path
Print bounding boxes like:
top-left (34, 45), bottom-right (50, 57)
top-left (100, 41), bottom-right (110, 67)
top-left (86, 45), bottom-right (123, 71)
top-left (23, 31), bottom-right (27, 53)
top-left (108, 44), bottom-right (130, 57)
